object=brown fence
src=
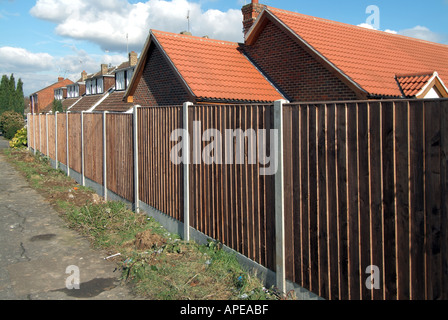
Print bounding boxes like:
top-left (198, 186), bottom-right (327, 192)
top-left (27, 98), bottom-right (448, 300)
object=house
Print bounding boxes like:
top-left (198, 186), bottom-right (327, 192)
top-left (40, 71), bottom-right (87, 113)
top-left (68, 64), bottom-right (117, 112)
top-left (241, 0), bottom-right (448, 101)
top-left (125, 0), bottom-right (447, 106)
top-left (93, 51), bottom-right (138, 113)
top-left (29, 77), bottom-right (73, 114)
top-left (68, 52), bottom-right (138, 113)
top-left (124, 30), bottom-right (285, 106)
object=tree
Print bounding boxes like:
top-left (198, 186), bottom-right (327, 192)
top-left (0, 74), bottom-right (25, 116)
top-left (52, 99), bottom-right (64, 113)
top-left (14, 78), bottom-right (25, 115)
top-left (0, 75), bottom-right (8, 114)
top-left (0, 110), bottom-right (24, 139)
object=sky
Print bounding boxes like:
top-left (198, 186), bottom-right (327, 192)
top-left (0, 0), bottom-right (447, 96)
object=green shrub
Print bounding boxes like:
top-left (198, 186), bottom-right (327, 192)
top-left (9, 126), bottom-right (27, 149)
top-left (0, 110), bottom-right (24, 139)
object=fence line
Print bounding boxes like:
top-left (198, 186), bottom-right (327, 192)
top-left (27, 98), bottom-right (448, 300)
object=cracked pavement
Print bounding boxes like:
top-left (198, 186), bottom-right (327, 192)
top-left (0, 137), bottom-right (140, 300)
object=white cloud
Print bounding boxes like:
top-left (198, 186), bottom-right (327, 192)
top-left (0, 47), bottom-right (54, 71)
top-left (0, 45), bottom-right (126, 95)
top-left (357, 23), bottom-right (446, 41)
top-left (30, 0), bottom-right (244, 53)
top-left (357, 22), bottom-right (375, 30)
top-left (398, 25), bottom-right (443, 43)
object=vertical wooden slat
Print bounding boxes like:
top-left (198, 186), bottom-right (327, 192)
top-left (381, 101), bottom-right (397, 300)
top-left (283, 105), bottom-right (294, 282)
top-left (308, 104), bottom-right (319, 295)
top-left (424, 100), bottom-right (442, 300)
top-left (368, 101), bottom-right (384, 300)
top-left (440, 100), bottom-right (448, 300)
top-left (292, 105), bottom-right (302, 286)
top-left (326, 103), bottom-right (338, 300)
top-left (336, 103), bottom-right (349, 300)
top-left (317, 103), bottom-right (328, 298)
top-left (357, 102), bottom-right (370, 300)
top-left (346, 102), bottom-right (360, 300)
top-left (394, 101), bottom-right (410, 299)
top-left (408, 100), bottom-right (425, 300)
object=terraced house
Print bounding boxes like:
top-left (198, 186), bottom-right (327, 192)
top-left (125, 0), bottom-right (448, 106)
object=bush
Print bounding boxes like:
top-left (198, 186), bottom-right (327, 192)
top-left (9, 126), bottom-right (27, 149)
top-left (0, 110), bottom-right (24, 139)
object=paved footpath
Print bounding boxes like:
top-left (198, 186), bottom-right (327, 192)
top-left (0, 137), bottom-right (140, 300)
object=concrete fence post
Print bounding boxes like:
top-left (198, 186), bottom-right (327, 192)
top-left (55, 112), bottom-right (58, 169)
top-left (33, 114), bottom-right (36, 155)
top-left (46, 113), bottom-right (49, 157)
top-left (27, 113), bottom-right (30, 151)
top-left (66, 111), bottom-right (70, 177)
top-left (183, 102), bottom-right (193, 241)
top-left (133, 105), bottom-right (140, 213)
top-left (39, 113), bottom-right (42, 154)
top-left (81, 111), bottom-right (85, 186)
top-left (103, 111), bottom-right (108, 201)
top-left (274, 99), bottom-right (287, 294)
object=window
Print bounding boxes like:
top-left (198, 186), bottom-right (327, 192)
top-left (86, 80), bottom-right (91, 95)
top-left (116, 71), bottom-right (125, 90)
top-left (91, 79), bottom-right (97, 95)
top-left (116, 69), bottom-right (134, 91)
top-left (97, 77), bottom-right (103, 94)
top-left (126, 68), bottom-right (134, 88)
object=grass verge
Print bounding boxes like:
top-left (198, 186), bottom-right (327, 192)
top-left (2, 148), bottom-right (280, 300)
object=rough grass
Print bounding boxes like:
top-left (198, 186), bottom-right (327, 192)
top-left (2, 148), bottom-right (279, 300)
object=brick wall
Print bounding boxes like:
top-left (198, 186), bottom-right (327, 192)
top-left (133, 43), bottom-right (192, 106)
top-left (104, 76), bottom-right (115, 92)
top-left (243, 20), bottom-right (358, 102)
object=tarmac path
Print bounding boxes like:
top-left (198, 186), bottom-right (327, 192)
top-left (0, 136), bottom-right (140, 300)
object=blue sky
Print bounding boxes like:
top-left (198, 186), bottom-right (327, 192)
top-left (1, 0), bottom-right (447, 96)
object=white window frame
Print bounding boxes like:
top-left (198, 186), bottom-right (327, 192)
top-left (116, 71), bottom-right (125, 91)
top-left (126, 68), bottom-right (134, 88)
top-left (97, 77), bottom-right (103, 94)
top-left (86, 80), bottom-right (91, 95)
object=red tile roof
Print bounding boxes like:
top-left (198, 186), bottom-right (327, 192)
top-left (396, 73), bottom-right (433, 97)
top-left (258, 7), bottom-right (448, 97)
top-left (152, 30), bottom-right (284, 102)
top-left (94, 91), bottom-right (133, 112)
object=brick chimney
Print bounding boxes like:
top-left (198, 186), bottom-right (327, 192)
top-left (81, 70), bottom-right (88, 82)
top-left (101, 63), bottom-right (108, 75)
top-left (58, 76), bottom-right (64, 82)
top-left (242, 0), bottom-right (266, 35)
top-left (129, 51), bottom-right (138, 67)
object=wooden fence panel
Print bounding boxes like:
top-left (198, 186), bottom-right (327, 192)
top-left (137, 106), bottom-right (183, 221)
top-left (187, 104), bottom-right (275, 270)
top-left (106, 113), bottom-right (134, 202)
top-left (40, 114), bottom-right (47, 156)
top-left (57, 113), bottom-right (67, 166)
top-left (68, 113), bottom-right (82, 174)
top-left (48, 115), bottom-right (56, 160)
top-left (28, 114), bottom-right (34, 150)
top-left (83, 113), bottom-right (103, 185)
top-left (283, 99), bottom-right (448, 300)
